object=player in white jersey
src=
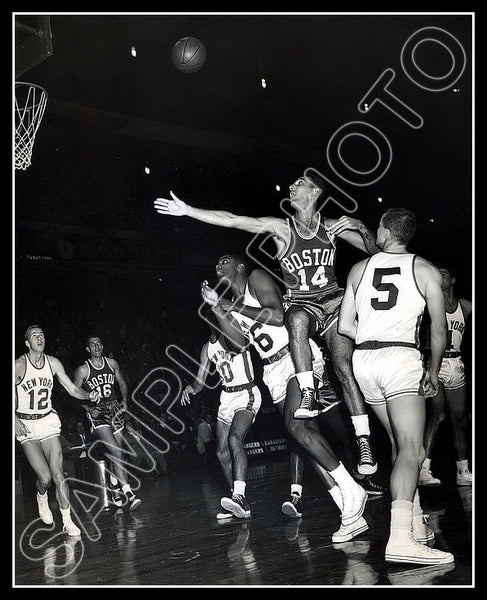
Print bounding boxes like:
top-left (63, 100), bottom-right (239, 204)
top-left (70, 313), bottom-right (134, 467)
top-left (201, 255), bottom-right (368, 543)
top-left (419, 267), bottom-right (473, 487)
top-left (339, 208), bottom-right (454, 565)
top-left (181, 312), bottom-right (262, 519)
top-left (15, 325), bottom-right (100, 536)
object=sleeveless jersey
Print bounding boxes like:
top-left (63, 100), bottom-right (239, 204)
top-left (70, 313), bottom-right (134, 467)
top-left (231, 283), bottom-right (289, 360)
top-left (16, 354), bottom-right (55, 416)
top-left (355, 252), bottom-right (425, 347)
top-left (446, 300), bottom-right (466, 354)
top-left (82, 356), bottom-right (118, 403)
top-left (278, 215), bottom-right (339, 297)
top-left (207, 337), bottom-right (254, 387)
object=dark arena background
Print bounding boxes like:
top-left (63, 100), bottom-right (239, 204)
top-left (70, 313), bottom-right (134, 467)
top-left (13, 12), bottom-right (474, 588)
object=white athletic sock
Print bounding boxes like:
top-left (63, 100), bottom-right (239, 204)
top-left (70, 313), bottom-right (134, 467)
top-left (60, 506), bottom-right (72, 521)
top-left (412, 489), bottom-right (423, 516)
top-left (456, 459), bottom-right (469, 473)
top-left (389, 499), bottom-right (413, 536)
top-left (351, 414), bottom-right (370, 437)
top-left (295, 371), bottom-right (314, 391)
top-left (291, 484), bottom-right (303, 497)
top-left (233, 480), bottom-right (246, 496)
top-left (109, 474), bottom-right (118, 487)
top-left (422, 457), bottom-right (431, 470)
top-left (121, 484), bottom-right (133, 495)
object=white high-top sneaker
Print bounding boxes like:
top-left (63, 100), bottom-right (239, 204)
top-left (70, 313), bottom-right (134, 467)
top-left (332, 516), bottom-right (369, 543)
top-left (418, 466), bottom-right (441, 486)
top-left (61, 510), bottom-right (81, 537)
top-left (340, 483), bottom-right (367, 527)
top-left (36, 492), bottom-right (53, 525)
top-left (456, 468), bottom-right (472, 486)
top-left (412, 513), bottom-right (435, 544)
top-left (385, 530), bottom-right (454, 565)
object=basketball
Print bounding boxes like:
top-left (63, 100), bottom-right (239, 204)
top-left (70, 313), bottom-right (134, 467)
top-left (171, 37), bottom-right (206, 74)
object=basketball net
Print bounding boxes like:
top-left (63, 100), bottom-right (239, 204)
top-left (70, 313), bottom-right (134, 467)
top-left (15, 82), bottom-right (48, 170)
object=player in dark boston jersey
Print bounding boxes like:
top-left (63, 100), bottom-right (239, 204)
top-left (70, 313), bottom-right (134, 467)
top-left (154, 171), bottom-right (380, 476)
top-left (74, 335), bottom-right (141, 510)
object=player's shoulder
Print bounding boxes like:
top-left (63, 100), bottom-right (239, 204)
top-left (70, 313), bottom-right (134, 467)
top-left (15, 353), bottom-right (26, 366)
top-left (249, 268), bottom-right (282, 295)
top-left (74, 360), bottom-right (89, 375)
top-left (459, 297), bottom-right (473, 317)
top-left (45, 354), bottom-right (62, 372)
top-left (323, 216), bottom-right (338, 227)
top-left (248, 268), bottom-right (275, 287)
top-left (414, 255), bottom-right (441, 277)
top-left (14, 354), bottom-right (26, 374)
top-left (350, 256), bottom-right (370, 276)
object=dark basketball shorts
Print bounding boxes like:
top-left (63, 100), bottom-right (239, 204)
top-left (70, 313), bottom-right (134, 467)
top-left (283, 288), bottom-right (344, 337)
top-left (87, 400), bottom-right (125, 435)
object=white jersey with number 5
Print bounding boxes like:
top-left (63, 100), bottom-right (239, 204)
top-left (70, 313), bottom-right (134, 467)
top-left (354, 252), bottom-right (425, 346)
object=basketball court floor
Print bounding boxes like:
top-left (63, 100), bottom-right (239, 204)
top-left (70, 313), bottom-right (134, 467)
top-left (14, 454), bottom-right (473, 587)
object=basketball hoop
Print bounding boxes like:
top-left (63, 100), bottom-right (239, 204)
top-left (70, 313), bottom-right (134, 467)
top-left (15, 81), bottom-right (48, 170)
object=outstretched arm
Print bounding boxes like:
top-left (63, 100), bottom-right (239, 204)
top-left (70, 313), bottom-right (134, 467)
top-left (52, 356), bottom-right (99, 403)
top-left (326, 216), bottom-right (380, 255)
top-left (154, 191), bottom-right (287, 237)
top-left (73, 363), bottom-right (98, 413)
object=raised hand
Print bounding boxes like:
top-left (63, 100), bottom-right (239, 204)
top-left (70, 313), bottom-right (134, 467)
top-left (201, 280), bottom-right (220, 307)
top-left (154, 191), bottom-right (189, 216)
top-left (326, 216), bottom-right (363, 238)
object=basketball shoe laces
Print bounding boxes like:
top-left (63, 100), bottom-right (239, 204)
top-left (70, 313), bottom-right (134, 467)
top-left (299, 388), bottom-right (315, 411)
top-left (289, 493), bottom-right (301, 508)
top-left (357, 436), bottom-right (374, 466)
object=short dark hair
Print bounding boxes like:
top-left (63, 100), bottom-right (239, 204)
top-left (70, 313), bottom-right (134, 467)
top-left (24, 325), bottom-right (42, 341)
top-left (381, 208), bottom-right (416, 244)
top-left (304, 168), bottom-right (326, 194)
top-left (226, 254), bottom-right (250, 275)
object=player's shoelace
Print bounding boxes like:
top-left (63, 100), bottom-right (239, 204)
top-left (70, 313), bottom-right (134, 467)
top-left (299, 388), bottom-right (314, 410)
top-left (357, 436), bottom-right (375, 465)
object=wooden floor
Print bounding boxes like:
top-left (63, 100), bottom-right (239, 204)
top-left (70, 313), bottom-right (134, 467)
top-left (14, 455), bottom-right (473, 587)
